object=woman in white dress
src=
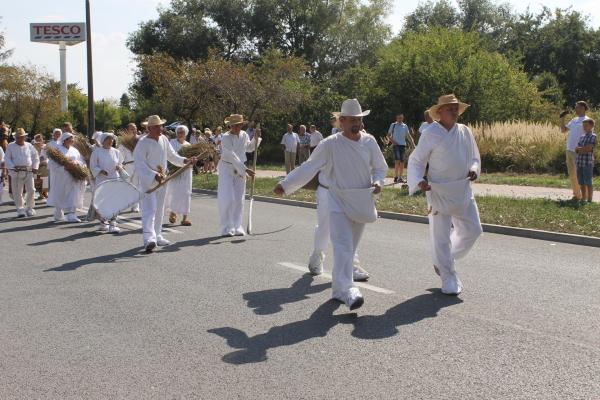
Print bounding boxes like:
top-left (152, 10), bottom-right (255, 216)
top-left (47, 132), bottom-right (86, 222)
top-left (165, 125), bottom-right (193, 226)
top-left (90, 132), bottom-right (124, 233)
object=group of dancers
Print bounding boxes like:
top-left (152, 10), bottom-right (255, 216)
top-left (1, 94), bottom-right (483, 311)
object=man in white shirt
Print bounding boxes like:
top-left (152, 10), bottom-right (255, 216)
top-left (134, 115), bottom-right (196, 252)
top-left (5, 128), bottom-right (40, 217)
top-left (407, 94), bottom-right (483, 296)
top-left (274, 99), bottom-right (387, 310)
top-left (217, 114), bottom-right (261, 236)
top-left (309, 124), bottom-right (323, 150)
top-left (281, 124), bottom-right (299, 174)
top-left (560, 101), bottom-right (590, 200)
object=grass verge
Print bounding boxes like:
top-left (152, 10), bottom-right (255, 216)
top-left (193, 175), bottom-right (600, 238)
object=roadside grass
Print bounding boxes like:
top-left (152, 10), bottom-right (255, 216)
top-left (477, 172), bottom-right (600, 188)
top-left (193, 175), bottom-right (600, 237)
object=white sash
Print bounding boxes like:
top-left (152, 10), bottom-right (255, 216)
top-left (330, 186), bottom-right (377, 223)
top-left (427, 179), bottom-right (473, 215)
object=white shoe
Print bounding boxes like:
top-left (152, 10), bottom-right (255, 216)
top-left (108, 225), bottom-right (121, 234)
top-left (66, 213), bottom-right (81, 223)
top-left (157, 238), bottom-right (171, 246)
top-left (334, 287), bottom-right (364, 310)
top-left (308, 252), bottom-right (324, 275)
top-left (221, 229), bottom-right (235, 237)
top-left (54, 209), bottom-right (64, 221)
top-left (16, 209), bottom-right (26, 218)
top-left (99, 223), bottom-right (109, 232)
top-left (233, 228), bottom-right (246, 236)
top-left (441, 273), bottom-right (463, 296)
top-left (352, 266), bottom-right (370, 282)
top-left (26, 208), bottom-right (36, 217)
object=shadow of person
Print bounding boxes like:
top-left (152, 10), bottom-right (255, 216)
top-left (350, 289), bottom-right (463, 340)
top-left (29, 228), bottom-right (137, 247)
top-left (209, 299), bottom-right (353, 365)
top-left (157, 235), bottom-right (229, 254)
top-left (0, 220), bottom-right (59, 234)
top-left (44, 247), bottom-right (144, 272)
top-left (243, 274), bottom-right (330, 315)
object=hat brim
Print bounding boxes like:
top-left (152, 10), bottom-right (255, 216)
top-left (224, 119), bottom-right (246, 126)
top-left (340, 110), bottom-right (371, 117)
top-left (428, 102), bottom-right (469, 120)
top-left (147, 119), bottom-right (166, 127)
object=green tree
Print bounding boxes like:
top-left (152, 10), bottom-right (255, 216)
top-left (344, 29), bottom-right (551, 135)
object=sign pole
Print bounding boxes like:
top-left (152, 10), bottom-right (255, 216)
top-left (85, 0), bottom-right (95, 139)
top-left (59, 41), bottom-right (68, 112)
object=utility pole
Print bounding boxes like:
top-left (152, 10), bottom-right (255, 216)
top-left (86, 0), bottom-right (95, 139)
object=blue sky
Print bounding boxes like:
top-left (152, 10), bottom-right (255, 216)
top-left (2, 0), bottom-right (598, 100)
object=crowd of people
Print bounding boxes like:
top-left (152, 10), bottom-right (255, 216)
top-left (0, 95), bottom-right (596, 311)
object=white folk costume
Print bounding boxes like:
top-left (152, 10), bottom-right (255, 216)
top-left (165, 137), bottom-right (193, 217)
top-left (133, 123), bottom-right (186, 248)
top-left (5, 137), bottom-right (40, 217)
top-left (47, 133), bottom-right (86, 222)
top-left (90, 133), bottom-right (123, 233)
top-left (279, 99), bottom-right (387, 309)
top-left (117, 137), bottom-right (140, 212)
top-left (407, 95), bottom-right (483, 295)
top-left (217, 119), bottom-right (261, 236)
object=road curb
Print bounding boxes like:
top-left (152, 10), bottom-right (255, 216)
top-left (192, 189), bottom-right (600, 248)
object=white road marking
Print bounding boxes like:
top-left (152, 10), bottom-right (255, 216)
top-left (277, 262), bottom-right (394, 295)
top-left (80, 207), bottom-right (182, 234)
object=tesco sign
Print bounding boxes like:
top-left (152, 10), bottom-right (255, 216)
top-left (30, 23), bottom-right (86, 44)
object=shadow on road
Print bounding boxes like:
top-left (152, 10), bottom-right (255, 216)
top-left (43, 247), bottom-right (144, 272)
top-left (243, 274), bottom-right (330, 315)
top-left (210, 289), bottom-right (462, 365)
top-left (350, 289), bottom-right (463, 340)
top-left (209, 299), bottom-right (349, 365)
top-left (29, 228), bottom-right (137, 246)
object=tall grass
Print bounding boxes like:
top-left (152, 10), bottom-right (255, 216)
top-left (470, 121), bottom-right (598, 174)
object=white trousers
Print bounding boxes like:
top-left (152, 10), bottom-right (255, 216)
top-left (329, 211), bottom-right (364, 299)
top-left (141, 186), bottom-right (167, 244)
top-left (428, 200), bottom-right (482, 276)
top-left (9, 171), bottom-right (35, 212)
top-left (218, 171), bottom-right (246, 235)
top-left (314, 186), bottom-right (360, 264)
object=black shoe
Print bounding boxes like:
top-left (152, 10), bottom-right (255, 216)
top-left (393, 177), bottom-right (399, 183)
top-left (349, 296), bottom-right (364, 311)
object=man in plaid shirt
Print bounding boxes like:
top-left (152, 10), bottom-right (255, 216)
top-left (575, 117), bottom-right (597, 203)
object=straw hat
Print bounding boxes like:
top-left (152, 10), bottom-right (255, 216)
top-left (339, 99), bottom-right (370, 117)
top-left (147, 115), bottom-right (166, 127)
top-left (204, 128), bottom-right (213, 135)
top-left (13, 128), bottom-right (27, 138)
top-left (224, 114), bottom-right (246, 126)
top-left (428, 94), bottom-right (470, 120)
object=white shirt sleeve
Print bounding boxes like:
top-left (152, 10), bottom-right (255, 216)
top-left (407, 131), bottom-right (434, 195)
top-left (30, 144), bottom-right (40, 170)
top-left (467, 127), bottom-right (481, 174)
top-left (369, 139), bottom-right (388, 187)
top-left (90, 148), bottom-right (102, 178)
top-left (166, 139), bottom-right (186, 167)
top-left (4, 145), bottom-right (14, 169)
top-left (280, 140), bottom-right (329, 195)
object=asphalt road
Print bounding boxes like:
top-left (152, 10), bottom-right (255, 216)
top-left (0, 192), bottom-right (599, 399)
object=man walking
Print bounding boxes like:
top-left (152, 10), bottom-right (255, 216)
top-left (388, 114), bottom-right (409, 183)
top-left (5, 128), bottom-right (39, 217)
top-left (274, 99), bottom-right (387, 310)
top-left (408, 94), bottom-right (482, 296)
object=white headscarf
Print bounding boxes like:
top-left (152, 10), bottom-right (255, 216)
top-left (176, 125), bottom-right (189, 136)
top-left (58, 132), bottom-right (74, 146)
top-left (98, 132), bottom-right (116, 147)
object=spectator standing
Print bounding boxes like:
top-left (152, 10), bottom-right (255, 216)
top-left (575, 118), bottom-right (597, 203)
top-left (297, 125), bottom-right (311, 164)
top-left (388, 113), bottom-right (409, 183)
top-left (561, 101), bottom-right (590, 200)
top-left (309, 124), bottom-right (323, 150)
top-left (281, 124), bottom-right (299, 174)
